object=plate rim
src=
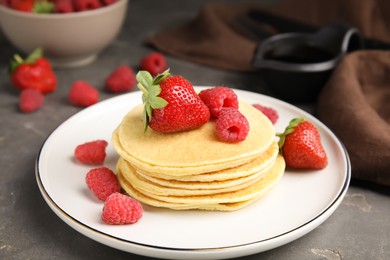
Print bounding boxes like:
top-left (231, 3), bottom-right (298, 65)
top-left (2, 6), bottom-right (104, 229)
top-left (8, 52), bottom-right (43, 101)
top-left (35, 88), bottom-right (351, 258)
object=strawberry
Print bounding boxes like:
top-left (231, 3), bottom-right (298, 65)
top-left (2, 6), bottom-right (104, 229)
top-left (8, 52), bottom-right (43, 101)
top-left (277, 118), bottom-right (328, 169)
top-left (9, 0), bottom-right (54, 13)
top-left (8, 48), bottom-right (57, 94)
top-left (136, 69), bottom-right (210, 133)
top-left (9, 0), bottom-right (34, 12)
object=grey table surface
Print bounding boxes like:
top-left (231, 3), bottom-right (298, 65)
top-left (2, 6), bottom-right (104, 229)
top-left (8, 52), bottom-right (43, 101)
top-left (1, 0), bottom-right (389, 259)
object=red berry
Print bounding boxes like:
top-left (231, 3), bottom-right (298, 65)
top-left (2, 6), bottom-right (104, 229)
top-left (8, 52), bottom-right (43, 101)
top-left (19, 89), bottom-right (45, 113)
top-left (55, 0), bottom-right (74, 13)
top-left (85, 167), bottom-right (120, 201)
top-left (252, 104), bottom-right (279, 124)
top-left (9, 0), bottom-right (34, 12)
top-left (74, 140), bottom-right (108, 165)
top-left (102, 193), bottom-right (143, 225)
top-left (215, 107), bottom-right (250, 143)
top-left (105, 66), bottom-right (136, 93)
top-left (140, 52), bottom-right (167, 76)
top-left (68, 80), bottom-right (99, 107)
top-left (9, 49), bottom-right (57, 94)
top-left (73, 0), bottom-right (101, 11)
top-left (100, 0), bottom-right (116, 5)
top-left (199, 87), bottom-right (239, 117)
top-left (278, 118), bottom-right (328, 169)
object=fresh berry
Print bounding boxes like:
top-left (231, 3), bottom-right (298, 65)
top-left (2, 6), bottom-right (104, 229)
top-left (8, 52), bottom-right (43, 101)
top-left (252, 104), bottom-right (279, 124)
top-left (277, 118), bottom-right (328, 169)
top-left (140, 52), bottom-right (167, 76)
top-left (102, 192), bottom-right (143, 225)
top-left (100, 0), bottom-right (117, 5)
top-left (55, 0), bottom-right (74, 13)
top-left (73, 0), bottom-right (101, 11)
top-left (136, 69), bottom-right (210, 133)
top-left (8, 48), bottom-right (57, 94)
top-left (74, 140), bottom-right (108, 165)
top-left (199, 86), bottom-right (239, 117)
top-left (105, 65), bottom-right (136, 93)
top-left (19, 89), bottom-right (45, 113)
top-left (9, 0), bottom-right (34, 12)
top-left (68, 80), bottom-right (99, 107)
top-left (85, 167), bottom-right (120, 201)
top-left (215, 107), bottom-right (250, 143)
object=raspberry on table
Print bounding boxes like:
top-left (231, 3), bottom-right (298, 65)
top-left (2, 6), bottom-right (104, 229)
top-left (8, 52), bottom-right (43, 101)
top-left (198, 86), bottom-right (239, 117)
top-left (19, 89), bottom-right (45, 113)
top-left (68, 80), bottom-right (99, 107)
top-left (252, 104), bottom-right (279, 124)
top-left (102, 192), bottom-right (143, 225)
top-left (74, 140), bottom-right (108, 165)
top-left (105, 65), bottom-right (136, 93)
top-left (85, 167), bottom-right (120, 201)
top-left (140, 52), bottom-right (167, 76)
top-left (215, 107), bottom-right (250, 143)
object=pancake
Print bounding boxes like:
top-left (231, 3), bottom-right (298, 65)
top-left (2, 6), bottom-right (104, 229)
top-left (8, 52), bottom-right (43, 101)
top-left (117, 155), bottom-right (285, 210)
top-left (118, 158), bottom-right (267, 196)
top-left (137, 141), bottom-right (279, 182)
top-left (112, 100), bottom-right (275, 176)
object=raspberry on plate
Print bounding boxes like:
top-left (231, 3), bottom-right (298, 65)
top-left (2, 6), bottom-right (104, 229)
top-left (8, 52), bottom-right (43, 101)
top-left (102, 192), bottom-right (143, 225)
top-left (215, 107), bottom-right (250, 143)
top-left (68, 80), bottom-right (99, 107)
top-left (85, 167), bottom-right (120, 201)
top-left (252, 104), bottom-right (279, 124)
top-left (140, 52), bottom-right (167, 76)
top-left (74, 140), bottom-right (108, 165)
top-left (199, 86), bottom-right (239, 117)
top-left (105, 65), bottom-right (136, 93)
top-left (19, 89), bottom-right (45, 113)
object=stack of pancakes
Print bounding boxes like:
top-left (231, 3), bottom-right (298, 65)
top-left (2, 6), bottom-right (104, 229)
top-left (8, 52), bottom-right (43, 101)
top-left (112, 100), bottom-right (285, 211)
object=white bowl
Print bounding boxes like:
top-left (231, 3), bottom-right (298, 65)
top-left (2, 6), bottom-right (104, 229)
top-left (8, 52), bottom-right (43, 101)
top-left (0, 0), bottom-right (128, 68)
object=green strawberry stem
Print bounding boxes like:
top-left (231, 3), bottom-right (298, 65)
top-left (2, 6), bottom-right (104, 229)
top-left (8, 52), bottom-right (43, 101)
top-left (8, 48), bottom-right (43, 74)
top-left (276, 117), bottom-right (305, 150)
top-left (136, 69), bottom-right (170, 132)
top-left (33, 1), bottom-right (55, 13)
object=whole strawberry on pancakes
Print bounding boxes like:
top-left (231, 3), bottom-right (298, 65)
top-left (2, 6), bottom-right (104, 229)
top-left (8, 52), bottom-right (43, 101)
top-left (136, 69), bottom-right (210, 133)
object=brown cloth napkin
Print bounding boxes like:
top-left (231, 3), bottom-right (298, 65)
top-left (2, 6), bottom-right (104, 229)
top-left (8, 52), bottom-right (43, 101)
top-left (317, 51), bottom-right (390, 187)
top-left (146, 0), bottom-right (390, 71)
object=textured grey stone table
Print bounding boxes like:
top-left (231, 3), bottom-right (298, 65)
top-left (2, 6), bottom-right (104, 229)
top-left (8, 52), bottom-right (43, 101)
top-left (0, 0), bottom-right (389, 259)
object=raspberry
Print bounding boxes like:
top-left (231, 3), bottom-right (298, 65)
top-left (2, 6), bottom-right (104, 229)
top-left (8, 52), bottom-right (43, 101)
top-left (68, 80), bottom-right (99, 107)
top-left (73, 0), bottom-right (101, 11)
top-left (74, 140), bottom-right (108, 165)
top-left (85, 167), bottom-right (120, 201)
top-left (140, 52), bottom-right (167, 76)
top-left (199, 87), bottom-right (239, 117)
top-left (100, 0), bottom-right (117, 5)
top-left (252, 104), bottom-right (279, 124)
top-left (19, 89), bottom-right (45, 113)
top-left (55, 0), bottom-right (74, 13)
top-left (102, 192), bottom-right (143, 225)
top-left (215, 107), bottom-right (250, 143)
top-left (105, 66), bottom-right (136, 93)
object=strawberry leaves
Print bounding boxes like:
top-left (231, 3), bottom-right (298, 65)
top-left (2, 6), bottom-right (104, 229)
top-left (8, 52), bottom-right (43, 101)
top-left (136, 69), bottom-right (169, 131)
top-left (276, 117), bottom-right (304, 151)
top-left (8, 48), bottom-right (43, 74)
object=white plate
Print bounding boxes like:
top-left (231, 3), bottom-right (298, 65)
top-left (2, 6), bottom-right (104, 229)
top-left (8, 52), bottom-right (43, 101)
top-left (36, 88), bottom-right (350, 260)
